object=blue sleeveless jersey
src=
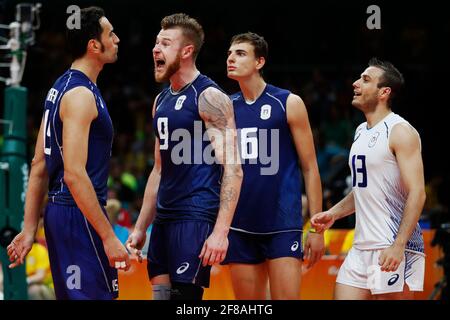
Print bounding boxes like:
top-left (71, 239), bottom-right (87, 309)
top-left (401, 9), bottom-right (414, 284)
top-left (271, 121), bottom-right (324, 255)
top-left (231, 84), bottom-right (302, 233)
top-left (43, 69), bottom-right (113, 206)
top-left (152, 74), bottom-right (222, 224)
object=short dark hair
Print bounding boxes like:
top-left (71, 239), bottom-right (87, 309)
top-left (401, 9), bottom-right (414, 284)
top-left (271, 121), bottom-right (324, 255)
top-left (66, 6), bottom-right (105, 60)
top-left (368, 57), bottom-right (405, 107)
top-left (161, 13), bottom-right (204, 61)
top-left (231, 32), bottom-right (268, 75)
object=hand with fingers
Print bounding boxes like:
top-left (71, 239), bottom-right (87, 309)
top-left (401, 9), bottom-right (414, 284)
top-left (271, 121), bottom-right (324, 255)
top-left (7, 231), bottom-right (35, 269)
top-left (310, 211), bottom-right (335, 234)
top-left (103, 235), bottom-right (131, 272)
top-left (303, 231), bottom-right (325, 268)
top-left (199, 231), bottom-right (229, 267)
top-left (125, 229), bottom-right (146, 263)
top-left (378, 243), bottom-right (405, 272)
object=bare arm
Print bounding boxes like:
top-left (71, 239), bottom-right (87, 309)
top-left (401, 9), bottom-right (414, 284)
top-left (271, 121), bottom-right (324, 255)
top-left (310, 191), bottom-right (356, 233)
top-left (378, 123), bottom-right (425, 272)
top-left (7, 117), bottom-right (48, 267)
top-left (286, 94), bottom-right (322, 218)
top-left (60, 87), bottom-right (129, 269)
top-left (198, 87), bottom-right (243, 265)
top-left (328, 191), bottom-right (356, 220)
top-left (24, 117), bottom-right (48, 235)
top-left (287, 94), bottom-right (324, 266)
top-left (27, 269), bottom-right (46, 285)
top-left (390, 124), bottom-right (426, 246)
top-left (61, 87), bottom-right (114, 240)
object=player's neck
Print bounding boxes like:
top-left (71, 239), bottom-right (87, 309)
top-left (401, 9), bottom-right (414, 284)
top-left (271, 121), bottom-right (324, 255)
top-left (170, 67), bottom-right (200, 92)
top-left (365, 105), bottom-right (392, 128)
top-left (70, 58), bottom-right (103, 85)
top-left (239, 76), bottom-right (266, 103)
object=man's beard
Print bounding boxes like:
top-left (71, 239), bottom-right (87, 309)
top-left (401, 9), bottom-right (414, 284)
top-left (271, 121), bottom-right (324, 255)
top-left (155, 52), bottom-right (181, 83)
top-left (352, 93), bottom-right (378, 111)
top-left (98, 39), bottom-right (119, 63)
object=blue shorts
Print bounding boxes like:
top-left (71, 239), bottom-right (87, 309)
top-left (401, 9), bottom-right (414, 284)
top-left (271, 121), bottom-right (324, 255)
top-left (44, 202), bottom-right (119, 300)
top-left (147, 221), bottom-right (213, 288)
top-left (222, 230), bottom-right (303, 264)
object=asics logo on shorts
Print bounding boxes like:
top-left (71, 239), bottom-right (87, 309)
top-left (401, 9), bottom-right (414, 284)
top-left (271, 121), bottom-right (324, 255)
top-left (291, 241), bottom-right (299, 252)
top-left (388, 273), bottom-right (400, 286)
top-left (176, 262), bottom-right (190, 274)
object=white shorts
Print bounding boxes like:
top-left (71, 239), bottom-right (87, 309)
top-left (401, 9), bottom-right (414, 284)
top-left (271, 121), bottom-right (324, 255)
top-left (336, 247), bottom-right (425, 295)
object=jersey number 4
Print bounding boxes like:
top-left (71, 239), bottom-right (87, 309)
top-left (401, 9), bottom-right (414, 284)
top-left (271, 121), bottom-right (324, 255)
top-left (43, 109), bottom-right (52, 155)
top-left (351, 154), bottom-right (367, 187)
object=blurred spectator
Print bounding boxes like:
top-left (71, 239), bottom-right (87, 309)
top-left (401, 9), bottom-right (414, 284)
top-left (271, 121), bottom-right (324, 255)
top-left (108, 158), bottom-right (138, 204)
top-left (339, 229), bottom-right (355, 257)
top-left (302, 68), bottom-right (336, 127)
top-left (106, 198), bottom-right (130, 244)
top-left (320, 104), bottom-right (353, 149)
top-left (26, 241), bottom-right (55, 300)
top-left (117, 206), bottom-right (133, 228)
top-left (313, 128), bottom-right (349, 188)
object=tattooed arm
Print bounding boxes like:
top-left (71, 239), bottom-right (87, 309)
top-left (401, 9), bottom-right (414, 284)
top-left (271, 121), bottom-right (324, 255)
top-left (198, 86), bottom-right (243, 266)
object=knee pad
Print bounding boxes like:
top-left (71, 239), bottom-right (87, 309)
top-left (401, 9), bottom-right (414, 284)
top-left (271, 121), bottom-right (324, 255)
top-left (170, 282), bottom-right (204, 300)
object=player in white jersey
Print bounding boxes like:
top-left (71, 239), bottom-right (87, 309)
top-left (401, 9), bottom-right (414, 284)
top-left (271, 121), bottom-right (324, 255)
top-left (311, 58), bottom-right (426, 300)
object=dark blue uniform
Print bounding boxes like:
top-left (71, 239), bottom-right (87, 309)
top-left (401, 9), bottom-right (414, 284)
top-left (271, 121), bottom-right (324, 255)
top-left (148, 73), bottom-right (222, 287)
top-left (223, 84), bottom-right (304, 264)
top-left (43, 69), bottom-right (118, 299)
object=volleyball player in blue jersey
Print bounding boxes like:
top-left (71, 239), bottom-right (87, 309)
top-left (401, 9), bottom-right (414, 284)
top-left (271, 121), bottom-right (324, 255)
top-left (7, 7), bottom-right (129, 300)
top-left (222, 32), bottom-right (324, 299)
top-left (127, 13), bottom-right (242, 300)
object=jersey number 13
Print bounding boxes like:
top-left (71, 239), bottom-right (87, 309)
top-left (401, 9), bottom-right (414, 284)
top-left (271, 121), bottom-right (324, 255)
top-left (351, 154), bottom-right (367, 187)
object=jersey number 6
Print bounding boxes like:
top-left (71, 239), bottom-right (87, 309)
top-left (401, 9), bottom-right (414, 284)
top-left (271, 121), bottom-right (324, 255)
top-left (240, 127), bottom-right (258, 160)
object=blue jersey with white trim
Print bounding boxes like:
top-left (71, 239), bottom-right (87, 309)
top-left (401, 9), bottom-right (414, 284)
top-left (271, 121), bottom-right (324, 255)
top-left (152, 73), bottom-right (223, 224)
top-left (43, 69), bottom-right (113, 206)
top-left (231, 84), bottom-right (303, 233)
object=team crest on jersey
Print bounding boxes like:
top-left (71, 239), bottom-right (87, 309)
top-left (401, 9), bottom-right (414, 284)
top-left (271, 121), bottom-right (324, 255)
top-left (368, 131), bottom-right (380, 148)
top-left (260, 104), bottom-right (271, 120)
top-left (175, 95), bottom-right (187, 110)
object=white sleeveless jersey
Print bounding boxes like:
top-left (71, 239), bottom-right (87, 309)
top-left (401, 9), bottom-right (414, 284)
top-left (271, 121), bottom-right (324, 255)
top-left (349, 112), bottom-right (424, 254)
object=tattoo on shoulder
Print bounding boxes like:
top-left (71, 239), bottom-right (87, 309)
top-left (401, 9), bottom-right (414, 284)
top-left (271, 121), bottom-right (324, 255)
top-left (198, 88), bottom-right (233, 129)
